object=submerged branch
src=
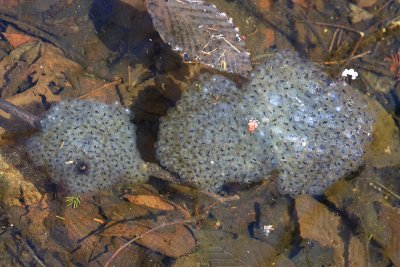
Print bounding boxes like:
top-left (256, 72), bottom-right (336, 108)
top-left (142, 162), bottom-right (181, 184)
top-left (0, 98), bottom-right (41, 130)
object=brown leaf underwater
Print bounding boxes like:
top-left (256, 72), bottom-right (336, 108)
top-left (147, 0), bottom-right (252, 77)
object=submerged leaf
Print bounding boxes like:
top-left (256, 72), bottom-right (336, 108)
top-left (348, 236), bottom-right (368, 267)
top-left (296, 195), bottom-right (344, 265)
top-left (174, 229), bottom-right (294, 267)
top-left (102, 223), bottom-right (195, 257)
top-left (147, 0), bottom-right (252, 76)
top-left (365, 98), bottom-right (400, 168)
top-left (379, 204), bottom-right (400, 266)
top-left (2, 32), bottom-right (37, 48)
top-left (349, 3), bottom-right (373, 23)
top-left (123, 194), bottom-right (175, 211)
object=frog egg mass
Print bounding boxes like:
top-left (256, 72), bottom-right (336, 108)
top-left (156, 50), bottom-right (375, 196)
top-left (248, 51), bottom-right (374, 196)
top-left (26, 100), bottom-right (148, 194)
top-left (156, 74), bottom-right (277, 191)
top-left (25, 51), bottom-right (375, 197)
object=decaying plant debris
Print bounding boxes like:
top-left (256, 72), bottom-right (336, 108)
top-left (0, 0), bottom-right (399, 266)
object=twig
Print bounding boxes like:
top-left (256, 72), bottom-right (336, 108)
top-left (337, 29), bottom-right (343, 47)
top-left (303, 20), bottom-right (368, 72)
top-left (0, 98), bottom-right (41, 129)
top-left (104, 200), bottom-right (219, 267)
top-left (374, 0), bottom-right (393, 16)
top-left (23, 240), bottom-right (46, 267)
top-left (128, 65), bottom-right (131, 92)
top-left (142, 162), bottom-right (181, 184)
top-left (319, 50), bottom-right (371, 65)
top-left (78, 79), bottom-right (122, 99)
top-left (307, 20), bottom-right (366, 64)
top-left (372, 179), bottom-right (400, 200)
top-left (329, 29), bottom-right (339, 53)
top-left (198, 189), bottom-right (240, 203)
top-left (302, 20), bottom-right (365, 37)
top-left (104, 218), bottom-right (194, 267)
top-left (340, 34), bottom-right (365, 75)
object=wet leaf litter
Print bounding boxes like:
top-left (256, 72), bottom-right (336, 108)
top-left (147, 0), bottom-right (252, 77)
top-left (0, 0), bottom-right (399, 266)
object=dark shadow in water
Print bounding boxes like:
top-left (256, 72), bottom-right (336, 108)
top-left (90, 0), bottom-right (182, 75)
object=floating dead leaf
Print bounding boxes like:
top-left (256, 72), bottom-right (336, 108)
top-left (174, 229), bottom-right (294, 267)
top-left (2, 32), bottom-right (37, 48)
top-left (147, 0), bottom-right (252, 77)
top-left (296, 195), bottom-right (344, 265)
top-left (123, 194), bottom-right (175, 211)
top-left (379, 204), bottom-right (400, 266)
top-left (102, 222), bottom-right (195, 257)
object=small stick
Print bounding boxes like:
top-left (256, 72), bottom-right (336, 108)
top-left (336, 29), bottom-right (343, 47)
top-left (372, 178), bottom-right (400, 200)
top-left (128, 65), bottom-right (131, 92)
top-left (104, 218), bottom-right (194, 267)
top-left (198, 189), bottom-right (240, 203)
top-left (319, 50), bottom-right (371, 65)
top-left (141, 162), bottom-right (181, 184)
top-left (339, 34), bottom-right (365, 75)
top-left (104, 200), bottom-right (218, 267)
top-left (302, 20), bottom-right (365, 36)
top-left (78, 79), bottom-right (122, 99)
top-left (374, 0), bottom-right (393, 15)
top-left (329, 29), bottom-right (339, 53)
top-left (24, 239), bottom-right (47, 267)
top-left (0, 98), bottom-right (41, 129)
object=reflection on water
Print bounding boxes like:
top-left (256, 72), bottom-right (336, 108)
top-left (0, 0), bottom-right (399, 266)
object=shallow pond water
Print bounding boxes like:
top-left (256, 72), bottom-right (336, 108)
top-left (0, 0), bottom-right (399, 266)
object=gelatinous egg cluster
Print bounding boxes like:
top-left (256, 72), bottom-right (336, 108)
top-left (157, 50), bottom-right (375, 196)
top-left (156, 74), bottom-right (277, 191)
top-left (26, 100), bottom-right (147, 194)
top-left (248, 51), bottom-right (374, 196)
